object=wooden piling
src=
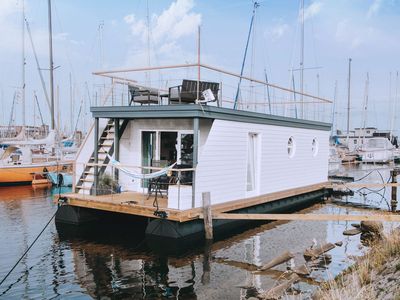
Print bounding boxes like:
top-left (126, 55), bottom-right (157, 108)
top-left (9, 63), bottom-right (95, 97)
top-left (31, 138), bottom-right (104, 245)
top-left (391, 169), bottom-right (398, 212)
top-left (202, 192), bottom-right (213, 240)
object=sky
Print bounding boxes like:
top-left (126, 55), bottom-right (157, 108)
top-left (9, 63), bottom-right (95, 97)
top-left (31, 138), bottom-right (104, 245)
top-left (1, 0), bottom-right (400, 134)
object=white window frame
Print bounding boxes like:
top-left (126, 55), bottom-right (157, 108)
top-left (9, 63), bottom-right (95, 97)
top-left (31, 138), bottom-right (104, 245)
top-left (140, 129), bottom-right (195, 165)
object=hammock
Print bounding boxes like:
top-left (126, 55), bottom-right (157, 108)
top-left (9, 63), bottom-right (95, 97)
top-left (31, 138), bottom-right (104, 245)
top-left (107, 154), bottom-right (176, 180)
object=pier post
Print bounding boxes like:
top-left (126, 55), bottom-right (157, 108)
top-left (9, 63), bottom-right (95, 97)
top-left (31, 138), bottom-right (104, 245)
top-left (202, 192), bottom-right (213, 240)
top-left (391, 169), bottom-right (398, 212)
top-left (114, 118), bottom-right (120, 181)
top-left (93, 117), bottom-right (99, 196)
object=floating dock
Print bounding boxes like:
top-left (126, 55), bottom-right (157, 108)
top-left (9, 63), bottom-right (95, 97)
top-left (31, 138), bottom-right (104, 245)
top-left (56, 182), bottom-right (329, 240)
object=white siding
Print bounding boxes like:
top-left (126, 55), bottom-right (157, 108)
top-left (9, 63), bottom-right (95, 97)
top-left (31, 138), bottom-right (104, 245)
top-left (117, 119), bottom-right (212, 191)
top-left (194, 119), bottom-right (329, 207)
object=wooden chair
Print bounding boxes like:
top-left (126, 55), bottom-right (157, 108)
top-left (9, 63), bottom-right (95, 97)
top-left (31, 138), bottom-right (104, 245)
top-left (168, 79), bottom-right (219, 104)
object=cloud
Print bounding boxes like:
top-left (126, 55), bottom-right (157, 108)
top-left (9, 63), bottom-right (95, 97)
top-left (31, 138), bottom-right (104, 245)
top-left (367, 0), bottom-right (383, 18)
top-left (265, 23), bottom-right (290, 41)
top-left (300, 1), bottom-right (323, 22)
top-left (124, 0), bottom-right (201, 44)
top-left (123, 0), bottom-right (201, 66)
top-left (335, 18), bottom-right (400, 51)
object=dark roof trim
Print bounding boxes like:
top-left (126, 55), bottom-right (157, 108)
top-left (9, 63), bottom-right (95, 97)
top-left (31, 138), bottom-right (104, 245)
top-left (91, 105), bottom-right (331, 131)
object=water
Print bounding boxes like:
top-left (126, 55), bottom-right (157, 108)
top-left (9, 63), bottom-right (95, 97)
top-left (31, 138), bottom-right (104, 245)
top-left (0, 165), bottom-right (399, 299)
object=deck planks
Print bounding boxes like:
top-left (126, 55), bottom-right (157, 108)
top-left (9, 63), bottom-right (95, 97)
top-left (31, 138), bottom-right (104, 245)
top-left (59, 182), bottom-right (330, 222)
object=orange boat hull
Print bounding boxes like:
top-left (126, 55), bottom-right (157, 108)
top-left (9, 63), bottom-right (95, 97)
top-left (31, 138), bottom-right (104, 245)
top-left (0, 164), bottom-right (61, 185)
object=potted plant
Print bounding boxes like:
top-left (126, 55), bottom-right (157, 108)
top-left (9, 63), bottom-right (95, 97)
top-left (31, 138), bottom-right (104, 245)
top-left (97, 173), bottom-right (120, 195)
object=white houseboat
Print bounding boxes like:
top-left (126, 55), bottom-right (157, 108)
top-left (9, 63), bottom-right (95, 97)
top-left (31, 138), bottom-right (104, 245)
top-left (55, 63), bottom-right (331, 241)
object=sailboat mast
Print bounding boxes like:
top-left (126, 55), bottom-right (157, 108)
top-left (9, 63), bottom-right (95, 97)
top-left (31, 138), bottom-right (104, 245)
top-left (48, 0), bottom-right (55, 130)
top-left (300, 0), bottom-right (304, 119)
top-left (346, 58), bottom-right (352, 137)
top-left (21, 0), bottom-right (26, 126)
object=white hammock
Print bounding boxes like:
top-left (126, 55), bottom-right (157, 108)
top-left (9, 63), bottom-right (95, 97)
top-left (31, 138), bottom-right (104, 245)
top-left (107, 154), bottom-right (176, 180)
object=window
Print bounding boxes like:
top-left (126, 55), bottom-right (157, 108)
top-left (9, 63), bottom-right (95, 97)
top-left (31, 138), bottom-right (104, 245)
top-left (287, 137), bottom-right (296, 158)
top-left (247, 133), bottom-right (259, 192)
top-left (312, 138), bottom-right (319, 157)
top-left (354, 139), bottom-right (358, 144)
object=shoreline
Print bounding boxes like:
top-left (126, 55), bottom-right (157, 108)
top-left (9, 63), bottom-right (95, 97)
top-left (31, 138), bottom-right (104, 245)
top-left (314, 227), bottom-right (400, 299)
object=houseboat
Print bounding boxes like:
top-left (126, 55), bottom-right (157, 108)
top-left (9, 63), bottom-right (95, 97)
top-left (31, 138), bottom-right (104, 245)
top-left (55, 63), bottom-right (331, 241)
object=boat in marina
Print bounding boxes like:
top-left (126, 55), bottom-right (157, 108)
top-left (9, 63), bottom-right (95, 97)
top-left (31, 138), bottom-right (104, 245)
top-left (358, 137), bottom-right (395, 163)
top-left (55, 60), bottom-right (332, 241)
top-left (0, 132), bottom-right (72, 185)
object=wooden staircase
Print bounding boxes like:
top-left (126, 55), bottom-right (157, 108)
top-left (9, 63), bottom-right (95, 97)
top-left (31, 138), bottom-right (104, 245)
top-left (75, 119), bottom-right (129, 194)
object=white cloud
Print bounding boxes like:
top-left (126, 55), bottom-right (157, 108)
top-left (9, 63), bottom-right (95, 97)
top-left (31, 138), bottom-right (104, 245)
top-left (123, 0), bottom-right (201, 65)
top-left (266, 23), bottom-right (290, 41)
top-left (367, 0), bottom-right (383, 18)
top-left (335, 18), bottom-right (400, 51)
top-left (300, 1), bottom-right (323, 22)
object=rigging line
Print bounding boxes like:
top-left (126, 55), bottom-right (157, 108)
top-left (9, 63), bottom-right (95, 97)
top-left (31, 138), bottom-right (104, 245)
top-left (34, 91), bottom-right (45, 126)
top-left (0, 209), bottom-right (57, 287)
top-left (52, 0), bottom-right (76, 81)
top-left (25, 18), bottom-right (51, 112)
top-left (234, 1), bottom-right (259, 110)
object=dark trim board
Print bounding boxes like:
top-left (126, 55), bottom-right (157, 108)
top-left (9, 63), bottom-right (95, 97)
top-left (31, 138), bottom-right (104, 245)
top-left (91, 105), bottom-right (331, 131)
top-left (0, 181), bottom-right (32, 186)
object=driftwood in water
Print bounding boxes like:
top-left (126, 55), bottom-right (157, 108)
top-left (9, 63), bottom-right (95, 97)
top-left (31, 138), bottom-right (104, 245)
top-left (343, 228), bottom-right (362, 236)
top-left (260, 251), bottom-right (294, 271)
top-left (292, 264), bottom-right (310, 276)
top-left (259, 274), bottom-right (300, 299)
top-left (303, 243), bottom-right (335, 260)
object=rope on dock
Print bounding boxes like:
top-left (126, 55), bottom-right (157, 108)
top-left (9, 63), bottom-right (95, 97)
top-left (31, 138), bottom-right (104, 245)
top-left (0, 210), bottom-right (57, 287)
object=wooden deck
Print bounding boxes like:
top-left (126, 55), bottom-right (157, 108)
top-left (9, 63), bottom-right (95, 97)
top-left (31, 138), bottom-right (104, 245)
top-left (58, 182), bottom-right (329, 223)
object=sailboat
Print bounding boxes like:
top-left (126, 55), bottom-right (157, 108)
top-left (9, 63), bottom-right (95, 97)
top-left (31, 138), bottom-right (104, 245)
top-left (0, 0), bottom-right (73, 185)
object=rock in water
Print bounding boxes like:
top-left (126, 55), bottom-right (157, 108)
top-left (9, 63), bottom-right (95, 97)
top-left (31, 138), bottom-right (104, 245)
top-left (360, 221), bottom-right (383, 235)
top-left (343, 228), bottom-right (362, 236)
top-left (335, 241), bottom-right (343, 246)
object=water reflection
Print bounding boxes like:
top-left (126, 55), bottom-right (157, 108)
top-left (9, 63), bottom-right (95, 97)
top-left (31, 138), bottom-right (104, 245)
top-left (0, 165), bottom-right (399, 299)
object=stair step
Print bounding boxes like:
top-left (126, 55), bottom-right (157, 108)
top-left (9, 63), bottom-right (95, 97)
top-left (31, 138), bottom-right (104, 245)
top-left (76, 185), bottom-right (91, 190)
top-left (82, 179), bottom-right (94, 183)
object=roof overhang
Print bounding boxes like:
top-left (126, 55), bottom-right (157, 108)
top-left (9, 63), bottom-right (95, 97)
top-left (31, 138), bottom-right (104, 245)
top-left (91, 105), bottom-right (331, 131)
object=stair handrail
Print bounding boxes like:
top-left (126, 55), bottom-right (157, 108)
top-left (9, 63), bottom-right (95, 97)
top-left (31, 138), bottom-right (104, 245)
top-left (74, 81), bottom-right (116, 163)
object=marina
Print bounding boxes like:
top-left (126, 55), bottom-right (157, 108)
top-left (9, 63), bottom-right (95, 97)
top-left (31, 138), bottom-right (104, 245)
top-left (1, 0), bottom-right (400, 299)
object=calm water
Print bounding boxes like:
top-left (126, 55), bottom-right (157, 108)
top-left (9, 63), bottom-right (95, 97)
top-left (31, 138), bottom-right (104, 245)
top-left (0, 164), bottom-right (399, 299)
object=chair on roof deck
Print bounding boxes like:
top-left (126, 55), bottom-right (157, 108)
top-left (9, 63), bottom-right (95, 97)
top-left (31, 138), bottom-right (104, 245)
top-left (129, 85), bottom-right (160, 105)
top-left (168, 79), bottom-right (219, 105)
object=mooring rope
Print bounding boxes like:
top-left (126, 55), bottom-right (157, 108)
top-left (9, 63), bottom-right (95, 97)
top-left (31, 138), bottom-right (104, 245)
top-left (0, 209), bottom-right (57, 287)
